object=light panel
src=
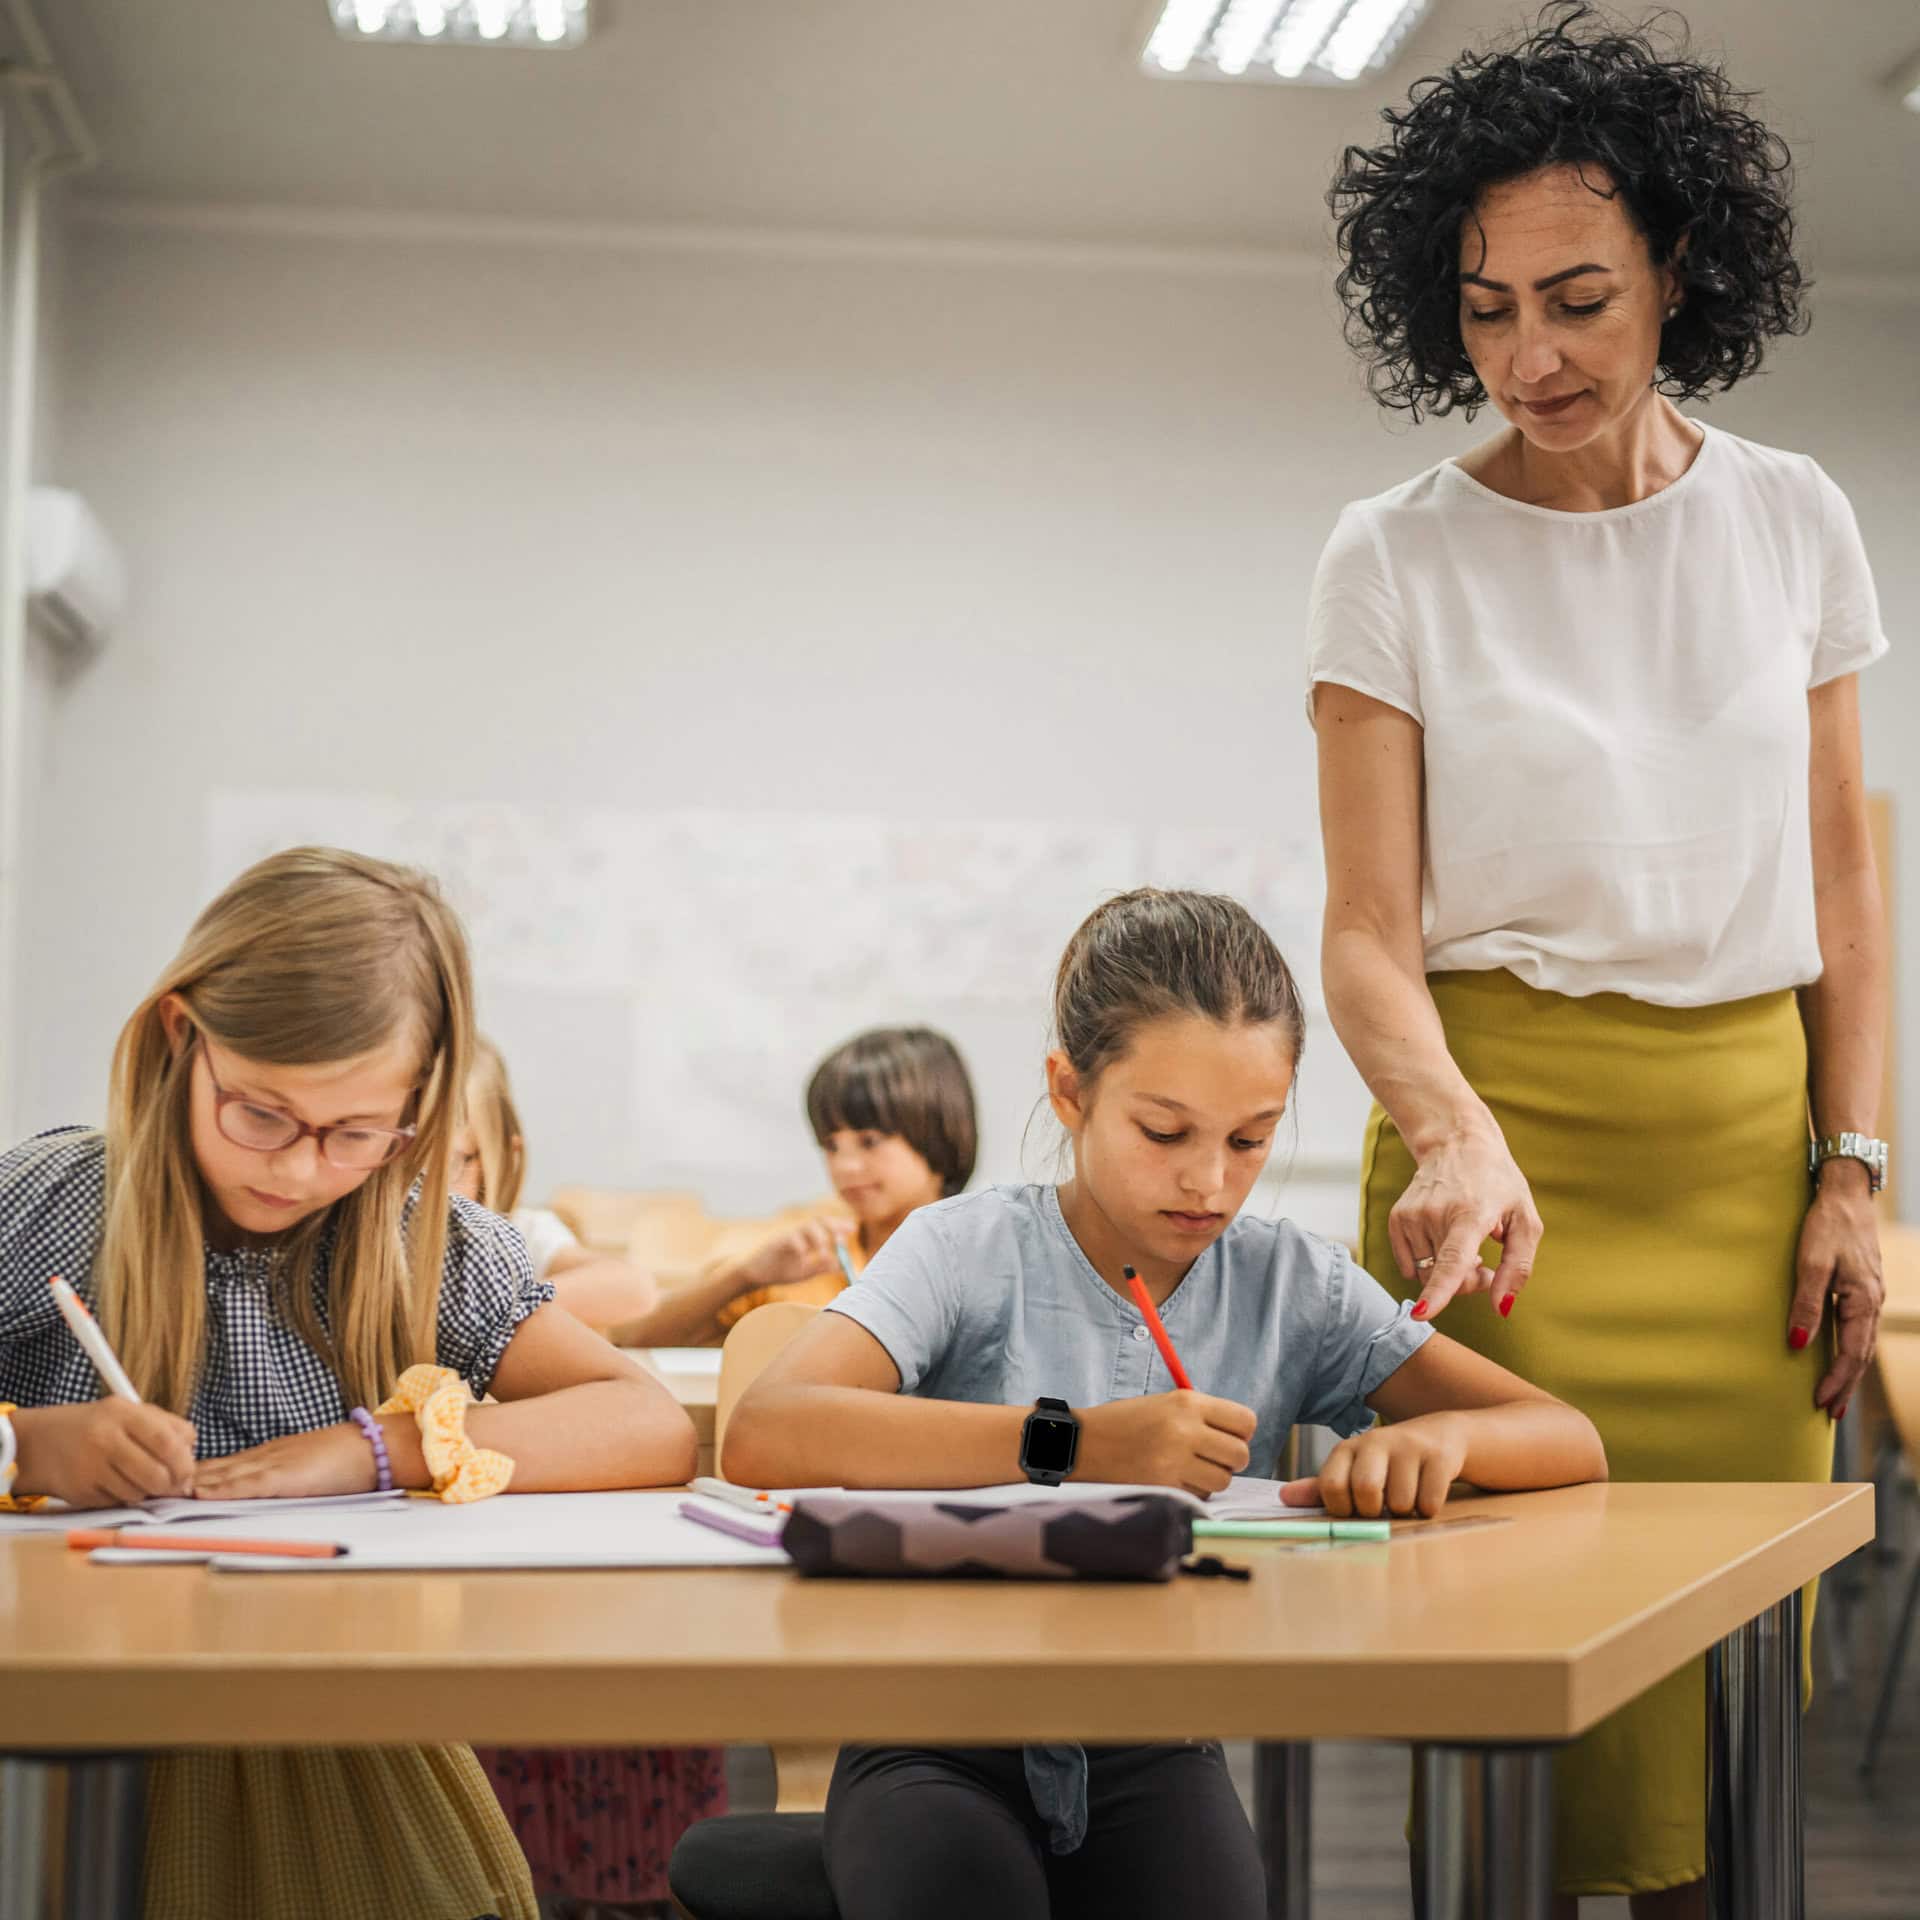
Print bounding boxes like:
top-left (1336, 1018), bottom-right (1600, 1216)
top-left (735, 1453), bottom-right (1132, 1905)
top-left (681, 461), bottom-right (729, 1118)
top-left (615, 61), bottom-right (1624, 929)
top-left (329, 0), bottom-right (590, 48)
top-left (1141, 0), bottom-right (1429, 86)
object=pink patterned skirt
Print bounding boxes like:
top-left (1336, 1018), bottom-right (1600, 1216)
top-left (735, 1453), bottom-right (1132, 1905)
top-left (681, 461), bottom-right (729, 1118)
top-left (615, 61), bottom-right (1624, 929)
top-left (474, 1746), bottom-right (729, 1904)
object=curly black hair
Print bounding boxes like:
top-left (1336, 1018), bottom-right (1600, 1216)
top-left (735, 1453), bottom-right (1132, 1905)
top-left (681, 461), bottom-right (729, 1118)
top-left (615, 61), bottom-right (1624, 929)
top-left (1328, 3), bottom-right (1808, 420)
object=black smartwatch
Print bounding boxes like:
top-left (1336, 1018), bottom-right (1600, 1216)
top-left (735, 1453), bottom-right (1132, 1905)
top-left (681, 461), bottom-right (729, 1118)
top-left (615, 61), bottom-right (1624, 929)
top-left (1019, 1396), bottom-right (1080, 1486)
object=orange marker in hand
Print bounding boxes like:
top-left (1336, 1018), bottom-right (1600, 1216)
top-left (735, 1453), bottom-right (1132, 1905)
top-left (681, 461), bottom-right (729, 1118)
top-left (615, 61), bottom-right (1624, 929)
top-left (1122, 1265), bottom-right (1194, 1391)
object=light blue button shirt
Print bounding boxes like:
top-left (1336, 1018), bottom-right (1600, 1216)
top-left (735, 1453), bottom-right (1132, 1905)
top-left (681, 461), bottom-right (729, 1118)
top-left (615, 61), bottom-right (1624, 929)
top-left (828, 1182), bottom-right (1430, 1851)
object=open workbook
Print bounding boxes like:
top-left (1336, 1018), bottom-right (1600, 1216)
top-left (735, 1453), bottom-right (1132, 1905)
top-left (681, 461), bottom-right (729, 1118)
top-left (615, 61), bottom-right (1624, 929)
top-left (0, 1488), bottom-right (410, 1533)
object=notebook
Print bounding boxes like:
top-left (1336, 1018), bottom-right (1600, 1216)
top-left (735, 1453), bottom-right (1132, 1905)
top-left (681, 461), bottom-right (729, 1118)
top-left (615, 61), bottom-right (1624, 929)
top-left (0, 1488), bottom-right (410, 1534)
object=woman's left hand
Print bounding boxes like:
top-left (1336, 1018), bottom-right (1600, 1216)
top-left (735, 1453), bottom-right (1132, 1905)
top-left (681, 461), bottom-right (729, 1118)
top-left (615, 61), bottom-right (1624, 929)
top-left (192, 1423), bottom-right (380, 1501)
top-left (1790, 1172), bottom-right (1883, 1422)
top-left (1281, 1412), bottom-right (1469, 1520)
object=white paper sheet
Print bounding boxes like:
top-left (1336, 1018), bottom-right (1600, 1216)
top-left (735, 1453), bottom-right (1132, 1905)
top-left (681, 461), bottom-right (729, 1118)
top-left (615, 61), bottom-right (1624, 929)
top-left (714, 1478), bottom-right (1329, 1520)
top-left (83, 1490), bottom-right (794, 1572)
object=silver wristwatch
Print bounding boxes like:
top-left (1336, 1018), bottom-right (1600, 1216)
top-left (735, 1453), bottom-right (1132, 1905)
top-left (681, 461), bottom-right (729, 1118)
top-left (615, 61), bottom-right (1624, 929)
top-left (1809, 1132), bottom-right (1889, 1196)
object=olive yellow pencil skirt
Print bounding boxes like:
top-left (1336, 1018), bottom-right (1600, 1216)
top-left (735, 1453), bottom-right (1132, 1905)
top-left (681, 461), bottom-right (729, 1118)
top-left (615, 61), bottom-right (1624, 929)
top-left (1358, 968), bottom-right (1831, 1900)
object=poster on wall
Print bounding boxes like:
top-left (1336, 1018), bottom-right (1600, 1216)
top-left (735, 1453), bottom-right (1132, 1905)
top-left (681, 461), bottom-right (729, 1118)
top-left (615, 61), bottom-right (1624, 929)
top-left (205, 790), bottom-right (1371, 1208)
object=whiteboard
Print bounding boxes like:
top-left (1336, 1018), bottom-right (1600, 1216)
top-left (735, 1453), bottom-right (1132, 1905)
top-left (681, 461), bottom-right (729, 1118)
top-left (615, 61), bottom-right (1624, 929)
top-left (205, 791), bottom-right (1372, 1216)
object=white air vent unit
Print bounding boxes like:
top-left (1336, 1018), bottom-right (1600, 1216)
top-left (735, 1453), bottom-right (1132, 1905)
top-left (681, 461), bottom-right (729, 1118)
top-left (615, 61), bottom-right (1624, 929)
top-left (26, 487), bottom-right (124, 655)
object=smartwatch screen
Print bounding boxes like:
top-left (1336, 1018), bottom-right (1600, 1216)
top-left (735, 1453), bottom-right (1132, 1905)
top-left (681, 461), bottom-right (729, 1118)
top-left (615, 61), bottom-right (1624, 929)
top-left (1024, 1411), bottom-right (1077, 1475)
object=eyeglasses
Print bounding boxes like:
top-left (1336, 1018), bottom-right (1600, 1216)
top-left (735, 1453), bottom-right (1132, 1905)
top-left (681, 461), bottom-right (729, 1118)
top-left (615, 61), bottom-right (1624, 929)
top-left (195, 1034), bottom-right (418, 1171)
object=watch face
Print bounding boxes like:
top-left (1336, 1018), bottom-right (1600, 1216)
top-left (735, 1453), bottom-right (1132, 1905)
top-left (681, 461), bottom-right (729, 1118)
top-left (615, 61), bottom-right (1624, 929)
top-left (1024, 1412), bottom-right (1078, 1475)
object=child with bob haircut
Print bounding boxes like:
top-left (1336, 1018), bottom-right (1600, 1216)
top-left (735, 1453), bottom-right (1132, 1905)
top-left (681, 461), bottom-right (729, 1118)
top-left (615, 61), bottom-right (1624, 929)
top-left (622, 1024), bottom-right (977, 1347)
top-left (727, 889), bottom-right (1605, 1920)
top-left (0, 847), bottom-right (697, 1920)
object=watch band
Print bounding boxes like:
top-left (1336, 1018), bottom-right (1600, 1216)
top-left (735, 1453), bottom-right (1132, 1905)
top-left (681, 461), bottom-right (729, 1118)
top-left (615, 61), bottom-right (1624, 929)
top-left (1809, 1132), bottom-right (1889, 1196)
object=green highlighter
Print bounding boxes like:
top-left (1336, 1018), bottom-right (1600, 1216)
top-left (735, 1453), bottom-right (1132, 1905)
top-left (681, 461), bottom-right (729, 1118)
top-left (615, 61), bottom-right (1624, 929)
top-left (1191, 1518), bottom-right (1393, 1543)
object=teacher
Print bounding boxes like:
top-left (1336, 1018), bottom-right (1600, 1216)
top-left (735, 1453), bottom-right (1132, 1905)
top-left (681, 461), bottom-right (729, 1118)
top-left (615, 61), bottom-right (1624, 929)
top-left (1308, 7), bottom-right (1888, 1915)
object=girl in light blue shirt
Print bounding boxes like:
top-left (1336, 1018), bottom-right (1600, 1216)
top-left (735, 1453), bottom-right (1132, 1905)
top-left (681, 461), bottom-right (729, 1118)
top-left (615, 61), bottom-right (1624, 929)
top-left (729, 888), bottom-right (1605, 1920)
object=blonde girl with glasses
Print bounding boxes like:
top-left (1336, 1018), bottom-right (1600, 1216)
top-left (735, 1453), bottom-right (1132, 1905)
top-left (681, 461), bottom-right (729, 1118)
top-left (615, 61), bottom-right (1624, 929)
top-left (0, 846), bottom-right (698, 1920)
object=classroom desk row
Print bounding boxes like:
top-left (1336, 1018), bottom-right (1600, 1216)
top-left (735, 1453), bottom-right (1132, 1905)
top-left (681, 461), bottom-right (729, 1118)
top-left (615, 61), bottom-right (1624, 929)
top-left (634, 1344), bottom-right (721, 1476)
top-left (0, 1475), bottom-right (1870, 1920)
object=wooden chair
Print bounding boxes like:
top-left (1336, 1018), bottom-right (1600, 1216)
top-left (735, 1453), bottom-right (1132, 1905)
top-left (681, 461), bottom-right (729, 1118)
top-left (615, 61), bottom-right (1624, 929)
top-left (547, 1185), bottom-right (704, 1254)
top-left (626, 1209), bottom-right (729, 1291)
top-left (716, 1303), bottom-right (823, 1466)
top-left (671, 1302), bottom-right (840, 1920)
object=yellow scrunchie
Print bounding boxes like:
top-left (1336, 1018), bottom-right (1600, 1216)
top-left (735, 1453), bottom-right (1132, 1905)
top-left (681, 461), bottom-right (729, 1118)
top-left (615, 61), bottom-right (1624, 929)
top-left (0, 1403), bottom-right (46, 1513)
top-left (377, 1365), bottom-right (515, 1504)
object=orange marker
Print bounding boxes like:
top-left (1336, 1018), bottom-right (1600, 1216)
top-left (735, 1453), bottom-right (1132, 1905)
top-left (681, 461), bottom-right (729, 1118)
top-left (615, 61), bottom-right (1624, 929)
top-left (68, 1529), bottom-right (345, 1559)
top-left (1123, 1265), bottom-right (1194, 1391)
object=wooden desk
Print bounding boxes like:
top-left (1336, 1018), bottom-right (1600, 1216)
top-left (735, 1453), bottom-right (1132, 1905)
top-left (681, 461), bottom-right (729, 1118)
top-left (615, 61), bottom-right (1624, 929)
top-left (0, 1481), bottom-right (1871, 1920)
top-left (631, 1347), bottom-right (719, 1477)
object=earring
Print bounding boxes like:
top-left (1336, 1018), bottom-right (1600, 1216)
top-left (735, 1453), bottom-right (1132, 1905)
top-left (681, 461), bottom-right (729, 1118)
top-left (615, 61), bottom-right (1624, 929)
top-left (1665, 303), bottom-right (1682, 319)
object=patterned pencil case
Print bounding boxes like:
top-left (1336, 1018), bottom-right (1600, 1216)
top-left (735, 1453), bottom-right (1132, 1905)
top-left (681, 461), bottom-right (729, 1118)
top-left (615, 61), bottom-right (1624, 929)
top-left (781, 1491), bottom-right (1193, 1581)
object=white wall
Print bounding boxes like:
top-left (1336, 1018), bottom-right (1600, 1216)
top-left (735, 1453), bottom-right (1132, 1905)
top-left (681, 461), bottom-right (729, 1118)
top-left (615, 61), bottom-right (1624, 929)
top-left (16, 210), bottom-right (1920, 1217)
top-left (0, 121), bottom-right (76, 1145)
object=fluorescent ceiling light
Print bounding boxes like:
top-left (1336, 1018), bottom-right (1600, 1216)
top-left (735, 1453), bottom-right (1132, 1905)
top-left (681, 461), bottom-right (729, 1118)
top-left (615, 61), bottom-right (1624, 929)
top-left (1893, 49), bottom-right (1920, 112)
top-left (1141, 0), bottom-right (1429, 85)
top-left (328, 0), bottom-right (590, 48)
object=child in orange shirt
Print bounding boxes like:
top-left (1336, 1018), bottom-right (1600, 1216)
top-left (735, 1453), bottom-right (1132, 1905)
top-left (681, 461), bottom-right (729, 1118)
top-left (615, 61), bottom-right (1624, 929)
top-left (622, 1027), bottom-right (978, 1347)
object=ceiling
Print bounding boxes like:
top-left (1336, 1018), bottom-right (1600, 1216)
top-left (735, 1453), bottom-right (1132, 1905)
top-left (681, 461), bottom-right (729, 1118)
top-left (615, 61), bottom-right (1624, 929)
top-left (32, 1), bottom-right (1920, 269)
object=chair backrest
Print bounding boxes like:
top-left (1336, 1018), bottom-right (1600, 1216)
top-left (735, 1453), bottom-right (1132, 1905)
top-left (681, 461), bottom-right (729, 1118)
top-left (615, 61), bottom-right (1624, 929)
top-left (548, 1185), bottom-right (705, 1253)
top-left (715, 1301), bottom-right (821, 1474)
top-left (625, 1209), bottom-right (728, 1287)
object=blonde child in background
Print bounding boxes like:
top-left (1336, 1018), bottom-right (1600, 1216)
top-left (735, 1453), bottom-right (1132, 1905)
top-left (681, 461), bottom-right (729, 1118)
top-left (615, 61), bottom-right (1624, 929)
top-left (451, 1037), bottom-right (660, 1332)
top-left (618, 1026), bottom-right (978, 1349)
top-left (454, 1034), bottom-right (727, 1920)
top-left (728, 891), bottom-right (1606, 1920)
top-left (0, 848), bottom-right (698, 1920)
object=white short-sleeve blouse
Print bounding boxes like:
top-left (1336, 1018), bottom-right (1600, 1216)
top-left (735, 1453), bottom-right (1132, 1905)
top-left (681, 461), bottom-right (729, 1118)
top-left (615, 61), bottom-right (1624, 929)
top-left (1306, 422), bottom-right (1889, 1007)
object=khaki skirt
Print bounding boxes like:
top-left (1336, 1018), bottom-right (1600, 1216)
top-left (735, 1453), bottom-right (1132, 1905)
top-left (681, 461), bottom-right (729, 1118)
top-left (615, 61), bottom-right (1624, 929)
top-left (1358, 969), bottom-right (1831, 1899)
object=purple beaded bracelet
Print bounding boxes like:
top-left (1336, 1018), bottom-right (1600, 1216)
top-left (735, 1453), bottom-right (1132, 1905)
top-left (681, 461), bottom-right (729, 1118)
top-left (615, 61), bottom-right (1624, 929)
top-left (348, 1406), bottom-right (393, 1493)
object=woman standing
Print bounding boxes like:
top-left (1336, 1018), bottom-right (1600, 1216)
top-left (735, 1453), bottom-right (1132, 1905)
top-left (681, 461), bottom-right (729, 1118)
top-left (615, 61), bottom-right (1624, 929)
top-left (1309, 8), bottom-right (1889, 1914)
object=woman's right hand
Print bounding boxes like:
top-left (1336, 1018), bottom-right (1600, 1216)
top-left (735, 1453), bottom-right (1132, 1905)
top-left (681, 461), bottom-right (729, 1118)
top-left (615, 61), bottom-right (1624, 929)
top-left (736, 1217), bottom-right (847, 1296)
top-left (1074, 1391), bottom-right (1257, 1497)
top-left (1393, 1120), bottom-right (1543, 1321)
top-left (13, 1401), bottom-right (198, 1507)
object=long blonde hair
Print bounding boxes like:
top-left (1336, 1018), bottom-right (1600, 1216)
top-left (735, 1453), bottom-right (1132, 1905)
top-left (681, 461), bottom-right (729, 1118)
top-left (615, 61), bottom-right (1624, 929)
top-left (463, 1037), bottom-right (526, 1215)
top-left (100, 847), bottom-right (474, 1414)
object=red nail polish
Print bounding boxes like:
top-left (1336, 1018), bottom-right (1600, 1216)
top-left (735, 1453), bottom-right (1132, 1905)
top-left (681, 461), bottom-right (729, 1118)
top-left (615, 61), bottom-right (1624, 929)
top-left (1789, 1328), bottom-right (1810, 1351)
top-left (1498, 1294), bottom-right (1514, 1318)
top-left (1835, 1402), bottom-right (1850, 1422)
top-left (1410, 1301), bottom-right (1429, 1320)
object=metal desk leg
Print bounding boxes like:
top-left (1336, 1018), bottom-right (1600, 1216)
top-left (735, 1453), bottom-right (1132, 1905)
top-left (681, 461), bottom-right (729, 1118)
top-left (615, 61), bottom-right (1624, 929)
top-left (1417, 1743), bottom-right (1553, 1920)
top-left (1708, 1591), bottom-right (1804, 1920)
top-left (1253, 1740), bottom-right (1311, 1919)
top-left (0, 1758), bottom-right (54, 1920)
top-left (0, 1754), bottom-right (146, 1920)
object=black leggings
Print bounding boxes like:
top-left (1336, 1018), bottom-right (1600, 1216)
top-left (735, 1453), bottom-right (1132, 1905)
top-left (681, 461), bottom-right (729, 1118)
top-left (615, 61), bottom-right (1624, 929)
top-left (823, 1741), bottom-right (1267, 1920)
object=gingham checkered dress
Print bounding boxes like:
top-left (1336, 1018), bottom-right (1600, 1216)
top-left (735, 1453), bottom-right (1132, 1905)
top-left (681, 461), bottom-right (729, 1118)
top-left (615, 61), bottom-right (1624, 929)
top-left (1, 1127), bottom-right (554, 1920)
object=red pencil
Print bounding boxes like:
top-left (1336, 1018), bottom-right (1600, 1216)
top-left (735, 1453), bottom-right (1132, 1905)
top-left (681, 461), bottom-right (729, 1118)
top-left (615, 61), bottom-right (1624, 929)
top-left (1123, 1265), bottom-right (1195, 1391)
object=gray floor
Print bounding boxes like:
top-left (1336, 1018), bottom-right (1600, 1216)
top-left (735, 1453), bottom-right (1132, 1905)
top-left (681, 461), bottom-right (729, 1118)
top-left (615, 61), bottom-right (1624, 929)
top-left (725, 1485), bottom-right (1920, 1916)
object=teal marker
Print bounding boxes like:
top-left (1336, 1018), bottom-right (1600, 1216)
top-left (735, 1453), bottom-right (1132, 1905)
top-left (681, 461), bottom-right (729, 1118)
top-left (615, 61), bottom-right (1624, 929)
top-left (1191, 1518), bottom-right (1393, 1543)
top-left (833, 1237), bottom-right (860, 1287)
